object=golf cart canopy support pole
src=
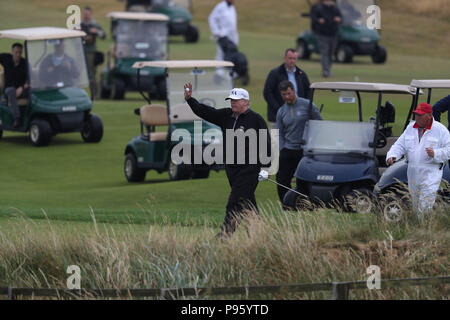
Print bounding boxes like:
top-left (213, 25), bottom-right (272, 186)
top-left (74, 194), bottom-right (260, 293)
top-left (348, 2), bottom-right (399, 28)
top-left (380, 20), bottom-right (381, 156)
top-left (427, 88), bottom-right (432, 104)
top-left (373, 91), bottom-right (382, 155)
top-left (356, 91), bottom-right (362, 122)
top-left (405, 87), bottom-right (420, 131)
top-left (137, 68), bottom-right (151, 105)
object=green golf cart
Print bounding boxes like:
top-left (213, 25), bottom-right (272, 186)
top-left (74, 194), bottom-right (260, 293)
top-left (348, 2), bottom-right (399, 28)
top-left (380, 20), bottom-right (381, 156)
top-left (100, 12), bottom-right (169, 100)
top-left (124, 60), bottom-right (234, 182)
top-left (120, 0), bottom-right (199, 43)
top-left (0, 27), bottom-right (103, 146)
top-left (297, 0), bottom-right (387, 64)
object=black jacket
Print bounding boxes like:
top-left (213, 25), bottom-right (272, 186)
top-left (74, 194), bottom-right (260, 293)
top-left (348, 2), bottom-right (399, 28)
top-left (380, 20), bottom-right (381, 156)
top-left (311, 3), bottom-right (342, 36)
top-left (263, 64), bottom-right (311, 122)
top-left (0, 54), bottom-right (28, 89)
top-left (186, 97), bottom-right (271, 168)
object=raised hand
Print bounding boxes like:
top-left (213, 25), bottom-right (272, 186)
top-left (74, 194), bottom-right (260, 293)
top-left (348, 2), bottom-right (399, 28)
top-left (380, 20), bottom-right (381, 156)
top-left (184, 82), bottom-right (193, 100)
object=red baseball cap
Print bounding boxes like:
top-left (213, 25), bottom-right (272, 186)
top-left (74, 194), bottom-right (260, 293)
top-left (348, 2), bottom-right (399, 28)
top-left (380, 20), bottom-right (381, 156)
top-left (413, 102), bottom-right (433, 115)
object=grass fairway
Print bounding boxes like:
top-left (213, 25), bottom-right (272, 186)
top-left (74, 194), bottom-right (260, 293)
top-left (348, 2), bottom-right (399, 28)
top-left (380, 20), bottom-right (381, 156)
top-left (0, 0), bottom-right (449, 226)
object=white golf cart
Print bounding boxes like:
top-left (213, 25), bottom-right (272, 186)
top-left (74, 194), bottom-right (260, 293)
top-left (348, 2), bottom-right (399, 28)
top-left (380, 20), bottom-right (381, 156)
top-left (124, 60), bottom-right (234, 182)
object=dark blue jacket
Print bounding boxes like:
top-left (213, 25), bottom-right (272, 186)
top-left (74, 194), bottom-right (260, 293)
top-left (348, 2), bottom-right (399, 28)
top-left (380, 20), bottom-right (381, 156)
top-left (433, 95), bottom-right (450, 131)
top-left (311, 3), bottom-right (342, 37)
top-left (263, 64), bottom-right (311, 122)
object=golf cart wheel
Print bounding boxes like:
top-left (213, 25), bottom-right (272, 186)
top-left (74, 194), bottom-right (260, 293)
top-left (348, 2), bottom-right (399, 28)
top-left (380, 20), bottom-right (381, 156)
top-left (81, 114), bottom-right (103, 143)
top-left (192, 170), bottom-right (210, 179)
top-left (344, 187), bottom-right (375, 213)
top-left (29, 119), bottom-right (52, 147)
top-left (124, 153), bottom-right (146, 182)
top-left (283, 189), bottom-right (311, 211)
top-left (184, 25), bottom-right (199, 43)
top-left (100, 83), bottom-right (111, 99)
top-left (381, 196), bottom-right (406, 223)
top-left (0, 127), bottom-right (3, 139)
top-left (297, 40), bottom-right (311, 60)
top-left (112, 78), bottom-right (126, 100)
top-left (168, 161), bottom-right (192, 181)
top-left (336, 44), bottom-right (353, 63)
top-left (371, 45), bottom-right (387, 64)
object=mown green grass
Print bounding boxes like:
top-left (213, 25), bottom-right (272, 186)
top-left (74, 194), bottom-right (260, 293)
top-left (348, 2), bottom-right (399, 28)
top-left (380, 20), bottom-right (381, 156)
top-left (0, 0), bottom-right (449, 226)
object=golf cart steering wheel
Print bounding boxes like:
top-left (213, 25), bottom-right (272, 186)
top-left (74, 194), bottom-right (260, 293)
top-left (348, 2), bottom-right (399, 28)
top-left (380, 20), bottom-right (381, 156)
top-left (199, 98), bottom-right (216, 108)
top-left (376, 131), bottom-right (387, 149)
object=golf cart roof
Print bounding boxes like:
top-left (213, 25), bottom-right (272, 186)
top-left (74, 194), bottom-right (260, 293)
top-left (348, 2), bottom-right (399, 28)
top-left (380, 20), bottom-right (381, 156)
top-left (107, 12), bottom-right (169, 22)
top-left (0, 27), bottom-right (86, 41)
top-left (310, 82), bottom-right (417, 94)
top-left (410, 79), bottom-right (450, 89)
top-left (133, 60), bottom-right (235, 69)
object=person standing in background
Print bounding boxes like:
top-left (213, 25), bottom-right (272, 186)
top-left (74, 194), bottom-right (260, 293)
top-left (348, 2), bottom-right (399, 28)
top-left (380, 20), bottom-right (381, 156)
top-left (208, 0), bottom-right (238, 62)
top-left (275, 80), bottom-right (322, 207)
top-left (263, 49), bottom-right (312, 130)
top-left (80, 6), bottom-right (106, 98)
top-left (311, 0), bottom-right (342, 77)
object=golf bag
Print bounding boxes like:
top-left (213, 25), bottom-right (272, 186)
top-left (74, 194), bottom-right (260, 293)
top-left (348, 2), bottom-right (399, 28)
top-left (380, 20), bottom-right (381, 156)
top-left (218, 36), bottom-right (249, 85)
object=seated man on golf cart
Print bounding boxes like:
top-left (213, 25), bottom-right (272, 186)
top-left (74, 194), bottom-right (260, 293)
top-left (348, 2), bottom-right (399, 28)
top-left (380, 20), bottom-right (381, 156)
top-left (0, 43), bottom-right (28, 128)
top-left (39, 40), bottom-right (80, 88)
top-left (339, 0), bottom-right (361, 25)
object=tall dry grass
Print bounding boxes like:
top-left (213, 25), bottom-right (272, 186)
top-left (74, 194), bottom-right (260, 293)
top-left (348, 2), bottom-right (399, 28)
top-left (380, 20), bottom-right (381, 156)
top-left (0, 204), bottom-right (448, 300)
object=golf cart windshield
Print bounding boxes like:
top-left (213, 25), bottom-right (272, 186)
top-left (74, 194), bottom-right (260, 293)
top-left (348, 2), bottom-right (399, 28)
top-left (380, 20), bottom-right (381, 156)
top-left (27, 37), bottom-right (89, 90)
top-left (336, 0), bottom-right (373, 26)
top-left (171, 0), bottom-right (191, 11)
top-left (168, 68), bottom-right (233, 109)
top-left (114, 19), bottom-right (168, 59)
top-left (303, 120), bottom-right (376, 154)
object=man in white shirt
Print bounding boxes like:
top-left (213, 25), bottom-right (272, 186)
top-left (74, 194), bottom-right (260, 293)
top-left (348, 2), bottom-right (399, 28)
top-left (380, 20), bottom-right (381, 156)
top-left (386, 103), bottom-right (450, 216)
top-left (208, 0), bottom-right (238, 61)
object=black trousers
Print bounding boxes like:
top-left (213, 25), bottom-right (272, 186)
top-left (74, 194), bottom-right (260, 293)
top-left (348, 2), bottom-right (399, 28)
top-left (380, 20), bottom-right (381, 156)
top-left (276, 148), bottom-right (303, 203)
top-left (220, 165), bottom-right (260, 236)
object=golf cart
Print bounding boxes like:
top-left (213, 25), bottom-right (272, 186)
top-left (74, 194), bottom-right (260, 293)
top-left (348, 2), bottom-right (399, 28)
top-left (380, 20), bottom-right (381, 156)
top-left (0, 27), bottom-right (103, 146)
top-left (374, 79), bottom-right (450, 221)
top-left (100, 12), bottom-right (169, 100)
top-left (124, 60), bottom-right (234, 182)
top-left (119, 0), bottom-right (199, 43)
top-left (297, 0), bottom-right (387, 64)
top-left (283, 82), bottom-right (417, 212)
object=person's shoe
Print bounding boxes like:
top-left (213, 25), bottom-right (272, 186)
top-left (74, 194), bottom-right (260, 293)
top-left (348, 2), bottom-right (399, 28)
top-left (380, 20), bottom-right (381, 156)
top-left (322, 71), bottom-right (330, 78)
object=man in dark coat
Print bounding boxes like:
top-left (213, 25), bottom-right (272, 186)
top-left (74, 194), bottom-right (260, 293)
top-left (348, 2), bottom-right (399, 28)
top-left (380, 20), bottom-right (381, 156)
top-left (184, 83), bottom-right (271, 238)
top-left (263, 48), bottom-right (311, 129)
top-left (311, 0), bottom-right (342, 77)
top-left (0, 43), bottom-right (28, 128)
top-left (433, 95), bottom-right (450, 131)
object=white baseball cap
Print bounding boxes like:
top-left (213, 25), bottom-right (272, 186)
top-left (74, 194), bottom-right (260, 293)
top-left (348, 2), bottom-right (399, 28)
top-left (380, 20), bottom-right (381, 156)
top-left (225, 88), bottom-right (250, 101)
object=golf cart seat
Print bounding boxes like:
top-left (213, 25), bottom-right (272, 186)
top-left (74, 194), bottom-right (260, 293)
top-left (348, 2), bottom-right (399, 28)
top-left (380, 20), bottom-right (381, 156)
top-left (140, 104), bottom-right (169, 142)
top-left (0, 68), bottom-right (28, 106)
top-left (170, 103), bottom-right (201, 123)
